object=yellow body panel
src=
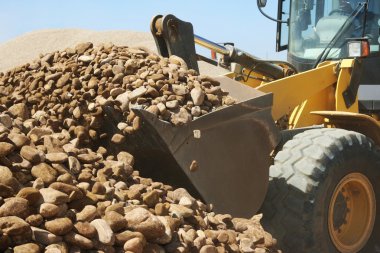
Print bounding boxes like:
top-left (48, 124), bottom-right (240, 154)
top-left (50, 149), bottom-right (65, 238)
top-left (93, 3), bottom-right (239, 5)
top-left (256, 62), bottom-right (338, 121)
top-left (226, 58), bottom-right (379, 136)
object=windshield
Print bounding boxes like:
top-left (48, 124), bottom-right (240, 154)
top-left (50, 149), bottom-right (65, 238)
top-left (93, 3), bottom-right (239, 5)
top-left (289, 0), bottom-right (380, 60)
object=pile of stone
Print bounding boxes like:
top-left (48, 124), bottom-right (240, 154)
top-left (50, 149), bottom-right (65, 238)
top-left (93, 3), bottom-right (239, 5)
top-left (0, 42), bottom-right (279, 253)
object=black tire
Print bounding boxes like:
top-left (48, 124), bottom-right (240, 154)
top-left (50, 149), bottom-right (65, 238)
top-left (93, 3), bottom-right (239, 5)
top-left (261, 128), bottom-right (380, 253)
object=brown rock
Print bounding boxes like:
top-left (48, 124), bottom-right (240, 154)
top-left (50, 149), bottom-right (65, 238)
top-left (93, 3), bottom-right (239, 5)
top-left (129, 86), bottom-right (147, 100)
top-left (104, 210), bottom-right (128, 232)
top-left (76, 205), bottom-right (98, 222)
top-left (200, 245), bottom-right (218, 253)
top-left (169, 204), bottom-right (194, 218)
top-left (117, 151), bottom-right (134, 166)
top-left (111, 133), bottom-right (125, 144)
top-left (14, 243), bottom-right (40, 253)
top-left (64, 231), bottom-right (94, 249)
top-left (39, 187), bottom-right (69, 205)
top-left (0, 197), bottom-right (29, 218)
top-left (125, 207), bottom-right (165, 241)
top-left (0, 216), bottom-right (31, 235)
top-left (143, 190), bottom-right (161, 208)
top-left (31, 226), bottom-right (63, 245)
top-left (77, 153), bottom-right (101, 164)
top-left (75, 42), bottom-right (93, 54)
top-left (25, 214), bottom-right (44, 227)
top-left (191, 87), bottom-right (205, 106)
top-left (0, 142), bottom-right (14, 157)
top-left (31, 163), bottom-right (58, 184)
top-left (45, 217), bottom-right (73, 235)
top-left (0, 165), bottom-right (21, 192)
top-left (68, 156), bottom-right (81, 174)
top-left (124, 237), bottom-right (145, 253)
top-left (171, 108), bottom-right (191, 126)
top-left (39, 203), bottom-right (60, 218)
top-left (74, 221), bottom-right (97, 239)
top-left (8, 103), bottom-right (30, 120)
top-left (8, 133), bottom-right (29, 148)
top-left (49, 182), bottom-right (83, 201)
top-left (16, 187), bottom-right (42, 205)
top-left (92, 182), bottom-right (106, 195)
top-left (46, 152), bottom-right (68, 163)
top-left (154, 203), bottom-right (170, 216)
top-left (115, 230), bottom-right (145, 246)
top-left (90, 218), bottom-right (115, 245)
top-left (0, 183), bottom-right (14, 198)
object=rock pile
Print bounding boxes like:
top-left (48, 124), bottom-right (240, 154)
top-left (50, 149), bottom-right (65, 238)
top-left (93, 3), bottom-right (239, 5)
top-left (0, 42), bottom-right (279, 253)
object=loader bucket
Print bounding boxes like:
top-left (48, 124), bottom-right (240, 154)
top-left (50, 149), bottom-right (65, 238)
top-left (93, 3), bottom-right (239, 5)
top-left (127, 76), bottom-right (280, 217)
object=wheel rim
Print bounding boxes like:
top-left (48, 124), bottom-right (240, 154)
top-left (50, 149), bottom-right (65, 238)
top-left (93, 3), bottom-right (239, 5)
top-left (328, 173), bottom-right (376, 253)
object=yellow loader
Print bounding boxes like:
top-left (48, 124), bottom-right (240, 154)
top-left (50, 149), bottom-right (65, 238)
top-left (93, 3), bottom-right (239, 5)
top-left (127, 0), bottom-right (380, 252)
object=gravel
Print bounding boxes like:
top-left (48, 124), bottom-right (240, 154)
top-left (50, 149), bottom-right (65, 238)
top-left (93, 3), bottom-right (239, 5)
top-left (0, 35), bottom-right (279, 253)
top-left (0, 29), bottom-right (228, 76)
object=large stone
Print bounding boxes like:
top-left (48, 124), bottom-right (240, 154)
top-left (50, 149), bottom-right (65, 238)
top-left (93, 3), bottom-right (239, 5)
top-left (64, 231), bottom-right (93, 249)
top-left (0, 114), bottom-right (12, 128)
top-left (0, 142), bottom-right (14, 157)
top-left (78, 55), bottom-right (95, 63)
top-left (143, 190), bottom-right (161, 208)
top-left (103, 210), bottom-right (128, 232)
top-left (39, 203), bottom-right (60, 218)
top-left (171, 108), bottom-right (192, 126)
top-left (200, 245), bottom-right (218, 253)
top-left (115, 91), bottom-right (130, 112)
top-left (25, 214), bottom-right (44, 227)
top-left (16, 187), bottom-right (42, 205)
top-left (75, 42), bottom-right (93, 54)
top-left (128, 86), bottom-right (147, 100)
top-left (90, 218), bottom-right (115, 245)
top-left (8, 103), bottom-right (30, 120)
top-left (117, 151), bottom-right (134, 166)
top-left (31, 163), bottom-right (58, 184)
top-left (169, 204), bottom-right (194, 218)
top-left (31, 226), bottom-right (63, 245)
top-left (45, 152), bottom-right (68, 163)
top-left (191, 87), bottom-right (205, 106)
top-left (0, 216), bottom-right (31, 235)
top-left (77, 153), bottom-right (101, 164)
top-left (0, 165), bottom-right (20, 191)
top-left (39, 187), bottom-right (69, 205)
top-left (115, 231), bottom-right (145, 246)
top-left (45, 217), bottom-right (73, 236)
top-left (68, 156), bottom-right (81, 174)
top-left (0, 197), bottom-right (29, 218)
top-left (172, 84), bottom-right (188, 96)
top-left (14, 243), bottom-right (40, 253)
top-left (49, 182), bottom-right (83, 201)
top-left (123, 237), bottom-right (145, 253)
top-left (76, 205), bottom-right (98, 222)
top-left (74, 222), bottom-right (97, 239)
top-left (125, 207), bottom-right (165, 240)
top-left (8, 133), bottom-right (30, 148)
top-left (27, 127), bottom-right (53, 141)
top-left (0, 183), bottom-right (14, 197)
top-left (20, 145), bottom-right (44, 163)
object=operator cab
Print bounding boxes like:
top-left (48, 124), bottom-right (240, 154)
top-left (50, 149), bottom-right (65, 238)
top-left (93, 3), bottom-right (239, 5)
top-left (277, 0), bottom-right (380, 115)
top-left (277, 0), bottom-right (380, 71)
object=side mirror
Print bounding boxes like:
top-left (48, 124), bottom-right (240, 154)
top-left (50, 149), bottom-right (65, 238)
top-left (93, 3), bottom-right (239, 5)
top-left (258, 0), bottom-right (267, 7)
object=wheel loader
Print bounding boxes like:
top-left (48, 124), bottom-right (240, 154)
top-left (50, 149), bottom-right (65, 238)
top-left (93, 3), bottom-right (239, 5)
top-left (126, 0), bottom-right (380, 252)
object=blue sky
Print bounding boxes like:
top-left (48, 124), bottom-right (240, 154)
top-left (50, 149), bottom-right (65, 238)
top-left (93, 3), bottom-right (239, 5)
top-left (0, 0), bottom-right (286, 59)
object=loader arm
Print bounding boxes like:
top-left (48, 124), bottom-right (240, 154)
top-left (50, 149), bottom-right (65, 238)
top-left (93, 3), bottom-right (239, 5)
top-left (257, 62), bottom-right (339, 121)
